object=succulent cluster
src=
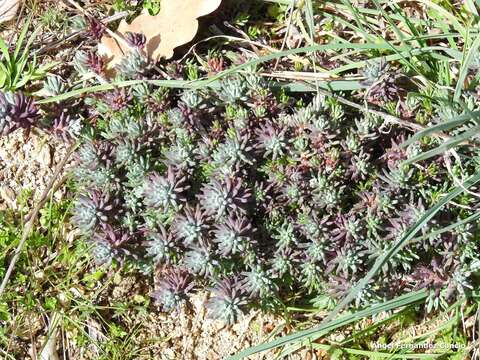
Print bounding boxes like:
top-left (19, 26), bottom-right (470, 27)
top-left (71, 73), bottom-right (480, 322)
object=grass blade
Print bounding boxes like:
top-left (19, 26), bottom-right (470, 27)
top-left (197, 42), bottom-right (411, 88)
top-left (403, 125), bottom-right (480, 165)
top-left (36, 79), bottom-right (199, 104)
top-left (304, 0), bottom-right (315, 45)
top-left (401, 110), bottom-right (480, 147)
top-left (310, 343), bottom-right (449, 358)
top-left (227, 291), bottom-right (428, 360)
top-left (454, 33), bottom-right (480, 101)
top-left (0, 37), bottom-right (11, 64)
top-left (14, 17), bottom-right (32, 59)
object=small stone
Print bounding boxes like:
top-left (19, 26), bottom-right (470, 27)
top-left (0, 186), bottom-right (15, 204)
top-left (17, 150), bottom-right (24, 162)
top-left (53, 189), bottom-right (63, 201)
top-left (207, 350), bottom-right (219, 359)
top-left (69, 287), bottom-right (83, 298)
top-left (33, 270), bottom-right (46, 281)
top-left (232, 322), bottom-right (244, 333)
top-left (113, 272), bottom-right (122, 285)
top-left (66, 229), bottom-right (81, 243)
top-left (57, 292), bottom-right (70, 306)
top-left (14, 165), bottom-right (24, 178)
top-left (36, 144), bottom-right (52, 167)
top-left (163, 348), bottom-right (176, 360)
top-left (0, 147), bottom-right (11, 161)
top-left (210, 319), bottom-right (226, 332)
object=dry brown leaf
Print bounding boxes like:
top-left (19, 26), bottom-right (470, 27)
top-left (99, 0), bottom-right (222, 66)
top-left (0, 0), bottom-right (20, 24)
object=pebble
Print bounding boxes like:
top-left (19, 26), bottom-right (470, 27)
top-left (0, 147), bottom-right (11, 161)
top-left (36, 144), bottom-right (52, 167)
top-left (0, 185), bottom-right (15, 206)
top-left (53, 189), bottom-right (63, 201)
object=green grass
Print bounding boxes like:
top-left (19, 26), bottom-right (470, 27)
top-left (0, 196), bottom-right (159, 359)
top-left (0, 17), bottom-right (56, 92)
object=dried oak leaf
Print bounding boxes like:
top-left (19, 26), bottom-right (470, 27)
top-left (0, 0), bottom-right (20, 24)
top-left (99, 0), bottom-right (222, 65)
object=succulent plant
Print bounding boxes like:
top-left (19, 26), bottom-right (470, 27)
top-left (72, 190), bottom-right (121, 234)
top-left (327, 245), bottom-right (365, 277)
top-left (368, 238), bottom-right (419, 275)
top-left (173, 205), bottom-right (210, 246)
top-left (113, 116), bottom-right (140, 138)
top-left (301, 237), bottom-right (330, 264)
top-left (376, 190), bottom-right (399, 215)
top-left (86, 16), bottom-right (105, 40)
top-left (348, 150), bottom-right (371, 180)
top-left (410, 259), bottom-right (448, 295)
top-left (124, 32), bottom-right (147, 48)
top-left (344, 132), bottom-right (362, 153)
top-left (70, 15), bottom-right (87, 31)
top-left (282, 184), bottom-right (306, 208)
top-left (213, 215), bottom-right (253, 256)
top-left (103, 88), bottom-right (133, 111)
top-left (198, 177), bottom-right (251, 219)
top-left (153, 267), bottom-right (194, 312)
top-left (0, 91), bottom-right (40, 136)
top-left (93, 224), bottom-right (133, 262)
top-left (241, 265), bottom-right (278, 299)
top-left (331, 214), bottom-right (363, 244)
top-left (255, 122), bottom-right (287, 160)
top-left (453, 219), bottom-right (474, 244)
top-left (114, 139), bottom-right (142, 165)
top-left (51, 112), bottom-right (81, 142)
top-left (181, 90), bottom-right (204, 109)
top-left (272, 221), bottom-right (299, 251)
top-left (76, 139), bottom-right (115, 171)
top-left (297, 210), bottom-right (329, 241)
top-left (145, 226), bottom-right (178, 264)
top-left (300, 259), bottom-right (322, 293)
top-left (143, 167), bottom-right (189, 212)
top-left (270, 249), bottom-right (298, 278)
top-left (211, 131), bottom-right (254, 173)
top-left (43, 75), bottom-right (67, 97)
top-left (310, 177), bottom-right (344, 211)
top-left (164, 141), bottom-right (197, 171)
top-left (183, 245), bottom-right (218, 276)
top-left (217, 76), bottom-right (248, 103)
top-left (207, 277), bottom-right (247, 324)
top-left (74, 51), bottom-right (104, 75)
top-left (368, 71), bottom-right (408, 104)
top-left (115, 49), bottom-right (149, 79)
top-left (206, 56), bottom-right (225, 75)
top-left (383, 136), bottom-right (408, 168)
top-left (360, 58), bottom-right (389, 86)
top-left (0, 92), bottom-right (11, 135)
top-left (91, 241), bottom-right (116, 266)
